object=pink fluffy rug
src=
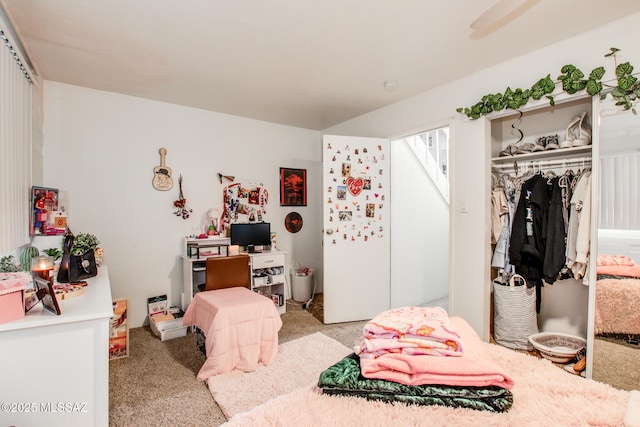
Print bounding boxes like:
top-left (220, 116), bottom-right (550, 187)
top-left (222, 338), bottom-right (629, 427)
top-left (207, 332), bottom-right (353, 419)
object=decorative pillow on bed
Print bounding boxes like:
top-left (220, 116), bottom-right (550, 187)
top-left (597, 254), bottom-right (636, 267)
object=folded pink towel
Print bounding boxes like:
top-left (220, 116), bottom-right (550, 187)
top-left (359, 316), bottom-right (515, 390)
top-left (356, 306), bottom-right (463, 358)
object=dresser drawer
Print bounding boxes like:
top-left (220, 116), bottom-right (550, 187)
top-left (251, 253), bottom-right (284, 269)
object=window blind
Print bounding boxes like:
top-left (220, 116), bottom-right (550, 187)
top-left (599, 152), bottom-right (640, 230)
top-left (0, 26), bottom-right (32, 253)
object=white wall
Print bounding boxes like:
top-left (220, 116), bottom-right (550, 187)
top-left (43, 82), bottom-right (322, 327)
top-left (390, 140), bottom-right (449, 307)
top-left (325, 13), bottom-right (640, 338)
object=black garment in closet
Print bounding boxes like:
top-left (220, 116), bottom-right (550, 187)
top-left (543, 175), bottom-right (569, 284)
top-left (509, 173), bottom-right (550, 312)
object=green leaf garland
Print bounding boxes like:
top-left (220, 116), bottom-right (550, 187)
top-left (457, 48), bottom-right (639, 119)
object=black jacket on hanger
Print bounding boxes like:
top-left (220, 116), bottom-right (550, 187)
top-left (509, 174), bottom-right (550, 312)
top-left (543, 176), bottom-right (568, 283)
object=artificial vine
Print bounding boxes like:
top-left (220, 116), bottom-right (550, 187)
top-left (457, 48), bottom-right (639, 119)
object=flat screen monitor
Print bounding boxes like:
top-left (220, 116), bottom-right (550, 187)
top-left (230, 222), bottom-right (271, 253)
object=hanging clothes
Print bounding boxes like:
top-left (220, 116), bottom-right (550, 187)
top-left (509, 173), bottom-right (550, 312)
top-left (491, 175), bottom-right (516, 275)
top-left (566, 170), bottom-right (592, 283)
top-left (491, 188), bottom-right (509, 245)
top-left (543, 176), bottom-right (569, 284)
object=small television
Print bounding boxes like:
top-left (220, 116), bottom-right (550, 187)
top-left (230, 222), bottom-right (271, 253)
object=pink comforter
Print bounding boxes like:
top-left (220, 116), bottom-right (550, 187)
top-left (596, 263), bottom-right (640, 278)
top-left (359, 316), bottom-right (515, 390)
top-left (183, 287), bottom-right (282, 381)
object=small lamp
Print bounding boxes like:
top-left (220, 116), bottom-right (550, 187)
top-left (31, 255), bottom-right (54, 281)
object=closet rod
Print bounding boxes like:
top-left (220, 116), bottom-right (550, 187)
top-left (492, 156), bottom-right (592, 171)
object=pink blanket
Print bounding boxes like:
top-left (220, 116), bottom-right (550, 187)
top-left (359, 316), bottom-right (515, 390)
top-left (183, 287), bottom-right (282, 381)
top-left (355, 306), bottom-right (463, 358)
top-left (597, 263), bottom-right (640, 278)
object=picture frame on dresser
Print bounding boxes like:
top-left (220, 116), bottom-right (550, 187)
top-left (109, 298), bottom-right (129, 359)
top-left (33, 276), bottom-right (61, 315)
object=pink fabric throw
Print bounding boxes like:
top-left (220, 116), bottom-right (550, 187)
top-left (596, 263), bottom-right (640, 278)
top-left (183, 287), bottom-right (282, 381)
top-left (359, 316), bottom-right (515, 390)
top-left (597, 254), bottom-right (635, 267)
top-left (355, 306), bottom-right (463, 358)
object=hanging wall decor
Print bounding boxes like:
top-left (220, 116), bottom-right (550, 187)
top-left (221, 178), bottom-right (269, 232)
top-left (152, 148), bottom-right (173, 191)
top-left (217, 173), bottom-right (235, 184)
top-left (173, 175), bottom-right (192, 219)
top-left (30, 186), bottom-right (66, 236)
top-left (280, 168), bottom-right (307, 206)
top-left (285, 212), bottom-right (303, 233)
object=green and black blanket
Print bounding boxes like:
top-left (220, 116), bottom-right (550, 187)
top-left (317, 353), bottom-right (513, 413)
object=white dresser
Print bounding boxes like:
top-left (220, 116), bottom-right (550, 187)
top-left (0, 267), bottom-right (113, 427)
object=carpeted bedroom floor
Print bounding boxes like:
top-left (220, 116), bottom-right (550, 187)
top-left (109, 300), bottom-right (366, 426)
top-left (109, 299), bottom-right (638, 426)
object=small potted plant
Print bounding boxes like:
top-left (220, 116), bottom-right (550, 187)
top-left (71, 233), bottom-right (100, 256)
top-left (43, 247), bottom-right (63, 261)
top-left (58, 232), bottom-right (101, 283)
top-left (0, 255), bottom-right (20, 272)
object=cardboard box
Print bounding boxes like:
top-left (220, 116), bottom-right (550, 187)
top-left (147, 295), bottom-right (187, 341)
top-left (0, 272), bottom-right (30, 324)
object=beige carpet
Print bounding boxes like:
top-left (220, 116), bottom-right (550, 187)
top-left (223, 342), bottom-right (630, 427)
top-left (208, 332), bottom-right (352, 419)
top-left (593, 337), bottom-right (640, 391)
top-left (109, 302), bottom-right (366, 426)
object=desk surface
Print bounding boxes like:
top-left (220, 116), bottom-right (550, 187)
top-left (0, 266), bottom-right (113, 333)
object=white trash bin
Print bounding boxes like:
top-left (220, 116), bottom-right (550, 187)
top-left (291, 268), bottom-right (314, 302)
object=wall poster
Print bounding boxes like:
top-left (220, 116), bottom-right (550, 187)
top-left (30, 186), bottom-right (67, 236)
top-left (280, 168), bottom-right (307, 206)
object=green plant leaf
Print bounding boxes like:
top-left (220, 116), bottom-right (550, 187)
top-left (616, 62), bottom-right (634, 78)
top-left (618, 75), bottom-right (638, 91)
top-left (605, 47), bottom-right (621, 57)
top-left (586, 80), bottom-right (603, 96)
top-left (589, 66), bottom-right (606, 81)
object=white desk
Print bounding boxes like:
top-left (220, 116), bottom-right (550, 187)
top-left (0, 267), bottom-right (113, 427)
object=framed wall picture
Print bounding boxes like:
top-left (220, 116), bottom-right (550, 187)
top-left (30, 186), bottom-right (66, 236)
top-left (280, 168), bottom-right (307, 206)
top-left (109, 299), bottom-right (129, 360)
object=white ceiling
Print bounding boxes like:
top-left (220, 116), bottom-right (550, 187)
top-left (2, 0), bottom-right (640, 130)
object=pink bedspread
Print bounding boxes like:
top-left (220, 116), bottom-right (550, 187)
top-left (596, 264), bottom-right (640, 278)
top-left (183, 287), bottom-right (282, 381)
top-left (359, 316), bottom-right (515, 390)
